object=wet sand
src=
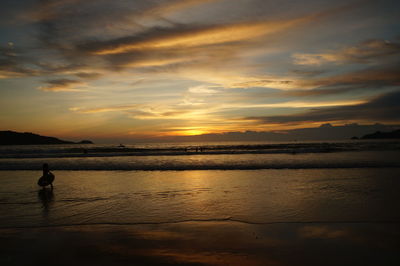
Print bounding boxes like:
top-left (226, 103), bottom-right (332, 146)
top-left (1, 169), bottom-right (400, 265)
top-left (1, 222), bottom-right (399, 266)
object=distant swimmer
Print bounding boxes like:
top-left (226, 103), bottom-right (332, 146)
top-left (37, 163), bottom-right (55, 189)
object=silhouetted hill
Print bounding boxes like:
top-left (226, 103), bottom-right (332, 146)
top-left (361, 129), bottom-right (400, 139)
top-left (0, 131), bottom-right (93, 145)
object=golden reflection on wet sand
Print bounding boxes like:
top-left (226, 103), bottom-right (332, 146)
top-left (1, 169), bottom-right (400, 265)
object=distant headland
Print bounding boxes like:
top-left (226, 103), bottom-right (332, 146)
top-left (360, 129), bottom-right (400, 140)
top-left (0, 131), bottom-right (93, 145)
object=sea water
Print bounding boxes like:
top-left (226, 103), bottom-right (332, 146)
top-left (0, 140), bottom-right (400, 170)
top-left (1, 168), bottom-right (400, 229)
top-left (0, 140), bottom-right (399, 228)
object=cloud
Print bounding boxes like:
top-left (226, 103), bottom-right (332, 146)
top-left (282, 63), bottom-right (400, 97)
top-left (70, 105), bottom-right (139, 113)
top-left (293, 39), bottom-right (400, 65)
top-left (83, 20), bottom-right (293, 55)
top-left (299, 65), bottom-right (400, 89)
top-left (282, 87), bottom-right (353, 97)
top-left (1, 1), bottom-right (360, 84)
top-left (290, 70), bottom-right (326, 76)
top-left (281, 65), bottom-right (400, 97)
top-left (0, 42), bottom-right (95, 79)
top-left (70, 96), bottom-right (367, 124)
top-left (25, 0), bottom-right (222, 48)
top-left (245, 91), bottom-right (400, 124)
top-left (0, 44), bottom-right (40, 78)
top-left (230, 79), bottom-right (295, 90)
top-left (39, 78), bottom-right (85, 92)
top-left (42, 0), bottom-right (220, 23)
top-left (269, 63), bottom-right (400, 98)
top-left (126, 109), bottom-right (193, 120)
top-left (80, 4), bottom-right (351, 57)
top-left (222, 100), bottom-right (368, 109)
top-left (191, 60), bottom-right (400, 95)
top-left (137, 0), bottom-right (223, 18)
top-left (74, 72), bottom-right (102, 79)
top-left (187, 85), bottom-right (219, 94)
top-left (72, 104), bottom-right (203, 120)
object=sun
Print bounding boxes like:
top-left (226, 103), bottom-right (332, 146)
top-left (180, 129), bottom-right (208, 136)
top-left (163, 128), bottom-right (209, 136)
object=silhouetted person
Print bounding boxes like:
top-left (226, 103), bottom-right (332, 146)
top-left (37, 163), bottom-right (55, 189)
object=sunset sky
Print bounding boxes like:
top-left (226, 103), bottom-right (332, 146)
top-left (0, 0), bottom-right (399, 141)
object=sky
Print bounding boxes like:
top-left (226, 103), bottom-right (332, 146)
top-left (0, 0), bottom-right (399, 141)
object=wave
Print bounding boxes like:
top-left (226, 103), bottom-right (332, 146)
top-left (1, 151), bottom-right (400, 170)
top-left (0, 140), bottom-right (399, 159)
top-left (1, 141), bottom-right (399, 171)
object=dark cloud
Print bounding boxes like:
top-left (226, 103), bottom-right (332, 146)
top-left (0, 43), bottom-right (93, 80)
top-left (283, 87), bottom-right (354, 97)
top-left (290, 69), bottom-right (326, 76)
top-left (8, 0), bottom-right (150, 77)
top-left (44, 78), bottom-right (81, 86)
top-left (74, 72), bottom-right (102, 79)
top-left (40, 78), bottom-right (84, 91)
top-left (284, 63), bottom-right (400, 97)
top-left (77, 23), bottom-right (221, 54)
top-left (2, 0), bottom-right (370, 79)
top-left (346, 39), bottom-right (400, 62)
top-left (293, 38), bottom-right (400, 65)
top-left (306, 66), bottom-right (400, 88)
top-left (31, 0), bottom-right (218, 50)
top-left (246, 90), bottom-right (400, 124)
top-left (0, 44), bottom-right (41, 77)
top-left (0, 0), bottom-right (239, 78)
top-left (0, 45), bottom-right (20, 74)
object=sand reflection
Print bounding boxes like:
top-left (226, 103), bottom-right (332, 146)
top-left (38, 188), bottom-right (54, 217)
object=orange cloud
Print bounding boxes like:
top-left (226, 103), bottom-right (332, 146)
top-left (70, 105), bottom-right (139, 113)
top-left (92, 15), bottom-right (322, 55)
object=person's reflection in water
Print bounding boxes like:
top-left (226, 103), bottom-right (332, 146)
top-left (38, 188), bottom-right (54, 218)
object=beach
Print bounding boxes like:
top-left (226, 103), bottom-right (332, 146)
top-left (1, 167), bottom-right (400, 265)
top-left (2, 222), bottom-right (399, 266)
top-left (1, 142), bottom-right (400, 265)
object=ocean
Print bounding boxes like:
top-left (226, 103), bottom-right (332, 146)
top-left (1, 140), bottom-right (399, 265)
top-left (1, 140), bottom-right (400, 170)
